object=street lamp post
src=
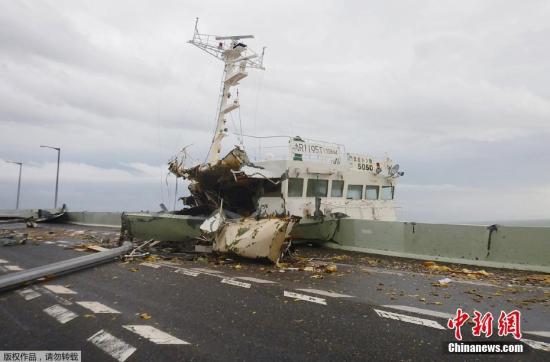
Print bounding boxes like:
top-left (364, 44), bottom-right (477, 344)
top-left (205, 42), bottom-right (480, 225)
top-left (5, 161), bottom-right (22, 209)
top-left (40, 145), bottom-right (61, 209)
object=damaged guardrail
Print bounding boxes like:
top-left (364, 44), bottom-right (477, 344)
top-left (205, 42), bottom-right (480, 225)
top-left (0, 242), bottom-right (133, 292)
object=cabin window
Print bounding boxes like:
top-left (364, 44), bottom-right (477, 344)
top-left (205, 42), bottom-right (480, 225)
top-left (346, 184), bottom-right (363, 200)
top-left (381, 186), bottom-right (395, 200)
top-left (263, 179), bottom-right (282, 197)
top-left (287, 178), bottom-right (304, 197)
top-left (365, 185), bottom-right (379, 200)
top-left (306, 179), bottom-right (328, 197)
top-left (330, 180), bottom-right (344, 197)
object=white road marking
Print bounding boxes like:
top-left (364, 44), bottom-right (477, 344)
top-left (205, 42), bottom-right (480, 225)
top-left (36, 286), bottom-right (74, 305)
top-left (284, 291), bottom-right (327, 305)
top-left (221, 278), bottom-right (251, 288)
top-left (43, 285), bottom-right (77, 295)
top-left (44, 241), bottom-right (55, 245)
top-left (236, 277), bottom-right (276, 284)
top-left (77, 301), bottom-right (120, 314)
top-left (17, 288), bottom-right (41, 301)
top-left (296, 288), bottom-right (354, 298)
top-left (0, 258), bottom-right (7, 263)
top-left (189, 267), bottom-right (223, 274)
top-left (140, 262), bottom-right (161, 269)
top-left (374, 309), bottom-right (445, 330)
top-left (521, 338), bottom-right (550, 352)
top-left (88, 330), bottom-right (136, 362)
top-left (525, 331), bottom-right (550, 339)
top-left (56, 240), bottom-right (70, 244)
top-left (175, 268), bottom-right (199, 277)
top-left (382, 305), bottom-right (454, 320)
top-left (43, 304), bottom-right (78, 324)
top-left (123, 325), bottom-right (190, 345)
top-left (5, 265), bottom-right (23, 271)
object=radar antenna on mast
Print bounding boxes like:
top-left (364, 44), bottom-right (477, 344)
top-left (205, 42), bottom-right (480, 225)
top-left (188, 18), bottom-right (266, 164)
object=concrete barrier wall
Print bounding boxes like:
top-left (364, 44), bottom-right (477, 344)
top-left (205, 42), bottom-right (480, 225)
top-left (487, 226), bottom-right (550, 267)
top-left (63, 211), bottom-right (122, 228)
top-left (327, 220), bottom-right (550, 273)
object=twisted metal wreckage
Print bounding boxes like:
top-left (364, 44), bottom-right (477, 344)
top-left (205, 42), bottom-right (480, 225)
top-left (168, 146), bottom-right (298, 263)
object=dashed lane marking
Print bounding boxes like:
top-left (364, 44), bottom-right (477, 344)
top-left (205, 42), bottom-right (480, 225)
top-left (43, 285), bottom-right (77, 294)
top-left (525, 331), bottom-right (550, 339)
top-left (381, 305), bottom-right (454, 320)
top-left (5, 265), bottom-right (23, 271)
top-left (0, 258), bottom-right (7, 263)
top-left (77, 301), bottom-right (120, 314)
top-left (374, 309), bottom-right (445, 330)
top-left (17, 288), bottom-right (41, 301)
top-left (221, 278), bottom-right (251, 289)
top-left (236, 277), bottom-right (276, 284)
top-left (88, 329), bottom-right (136, 362)
top-left (284, 291), bottom-right (327, 305)
top-left (140, 262), bottom-right (161, 269)
top-left (44, 241), bottom-right (55, 245)
top-left (521, 338), bottom-right (550, 352)
top-left (296, 288), bottom-right (354, 298)
top-left (123, 325), bottom-right (190, 345)
top-left (174, 268), bottom-right (200, 277)
top-left (36, 286), bottom-right (73, 306)
top-left (189, 267), bottom-right (224, 274)
top-left (43, 304), bottom-right (78, 324)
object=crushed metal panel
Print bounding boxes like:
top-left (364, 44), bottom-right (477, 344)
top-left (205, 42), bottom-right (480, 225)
top-left (213, 217), bottom-right (296, 263)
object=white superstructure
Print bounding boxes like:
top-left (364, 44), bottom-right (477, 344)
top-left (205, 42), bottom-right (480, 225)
top-left (252, 137), bottom-right (403, 221)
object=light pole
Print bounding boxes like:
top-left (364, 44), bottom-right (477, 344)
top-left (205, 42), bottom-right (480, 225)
top-left (40, 145), bottom-right (61, 209)
top-left (5, 161), bottom-right (22, 209)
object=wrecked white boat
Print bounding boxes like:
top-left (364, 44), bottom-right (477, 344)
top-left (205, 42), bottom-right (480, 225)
top-left (162, 20), bottom-right (404, 262)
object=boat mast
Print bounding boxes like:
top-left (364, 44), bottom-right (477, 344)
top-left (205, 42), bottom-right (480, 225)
top-left (188, 18), bottom-right (265, 165)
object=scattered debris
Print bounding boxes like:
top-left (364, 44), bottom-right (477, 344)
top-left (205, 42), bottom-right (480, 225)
top-left (139, 313), bottom-right (152, 320)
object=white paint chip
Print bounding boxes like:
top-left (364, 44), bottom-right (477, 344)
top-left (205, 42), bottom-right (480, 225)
top-left (521, 338), bottom-right (550, 352)
top-left (17, 288), bottom-right (41, 301)
top-left (123, 325), bottom-right (190, 345)
top-left (296, 288), bottom-right (353, 298)
top-left (43, 285), bottom-right (77, 295)
top-left (140, 262), bottom-right (161, 269)
top-left (236, 277), bottom-right (276, 284)
top-left (221, 278), bottom-right (251, 288)
top-left (88, 330), bottom-right (136, 362)
top-left (284, 291), bottom-right (327, 305)
top-left (381, 305), bottom-right (454, 320)
top-left (174, 268), bottom-right (199, 277)
top-left (77, 301), bottom-right (120, 314)
top-left (5, 265), bottom-right (23, 271)
top-left (43, 304), bottom-right (78, 324)
top-left (374, 309), bottom-right (445, 330)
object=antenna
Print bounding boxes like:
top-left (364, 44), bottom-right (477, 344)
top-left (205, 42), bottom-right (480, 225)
top-left (188, 18), bottom-right (266, 165)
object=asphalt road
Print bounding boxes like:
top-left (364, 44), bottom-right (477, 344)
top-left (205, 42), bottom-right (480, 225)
top-left (0, 224), bottom-right (548, 361)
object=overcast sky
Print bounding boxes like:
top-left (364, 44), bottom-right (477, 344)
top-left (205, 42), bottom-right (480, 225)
top-left (1, 0), bottom-right (549, 222)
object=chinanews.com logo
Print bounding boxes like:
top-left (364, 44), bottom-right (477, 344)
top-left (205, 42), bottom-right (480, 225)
top-left (445, 308), bottom-right (526, 354)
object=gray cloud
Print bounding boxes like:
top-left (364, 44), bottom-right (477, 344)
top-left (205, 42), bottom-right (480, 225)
top-left (1, 0), bottom-right (549, 222)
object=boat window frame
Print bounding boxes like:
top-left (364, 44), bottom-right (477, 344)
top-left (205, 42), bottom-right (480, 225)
top-left (306, 178), bottom-right (329, 198)
top-left (365, 185), bottom-right (380, 200)
top-left (346, 184), bottom-right (363, 200)
top-left (330, 180), bottom-right (344, 197)
top-left (287, 178), bottom-right (304, 197)
top-left (381, 185), bottom-right (395, 200)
